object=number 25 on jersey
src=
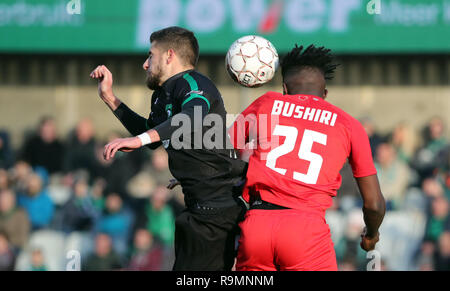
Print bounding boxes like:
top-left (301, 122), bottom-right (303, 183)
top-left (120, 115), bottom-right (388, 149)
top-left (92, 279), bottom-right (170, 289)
top-left (265, 126), bottom-right (327, 185)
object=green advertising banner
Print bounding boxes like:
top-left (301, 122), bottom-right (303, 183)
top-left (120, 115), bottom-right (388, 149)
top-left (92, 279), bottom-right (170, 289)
top-left (0, 0), bottom-right (449, 54)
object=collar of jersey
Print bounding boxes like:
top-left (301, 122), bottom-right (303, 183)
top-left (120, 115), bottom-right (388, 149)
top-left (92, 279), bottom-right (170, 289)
top-left (161, 69), bottom-right (195, 92)
top-left (285, 93), bottom-right (326, 103)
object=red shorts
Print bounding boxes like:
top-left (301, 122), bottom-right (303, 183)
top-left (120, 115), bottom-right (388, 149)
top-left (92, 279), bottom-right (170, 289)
top-left (236, 209), bottom-right (337, 271)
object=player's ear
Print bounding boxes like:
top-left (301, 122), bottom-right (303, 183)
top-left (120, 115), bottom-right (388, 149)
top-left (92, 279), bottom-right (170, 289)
top-left (323, 88), bottom-right (328, 99)
top-left (282, 83), bottom-right (288, 95)
top-left (167, 49), bottom-right (175, 64)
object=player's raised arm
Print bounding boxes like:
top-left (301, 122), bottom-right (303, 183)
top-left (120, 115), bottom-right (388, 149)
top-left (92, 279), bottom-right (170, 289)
top-left (90, 65), bottom-right (122, 111)
top-left (356, 174), bottom-right (385, 251)
top-left (90, 65), bottom-right (156, 140)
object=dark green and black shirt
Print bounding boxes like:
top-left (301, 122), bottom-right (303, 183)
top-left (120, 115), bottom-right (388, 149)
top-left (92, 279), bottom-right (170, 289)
top-left (114, 70), bottom-right (246, 208)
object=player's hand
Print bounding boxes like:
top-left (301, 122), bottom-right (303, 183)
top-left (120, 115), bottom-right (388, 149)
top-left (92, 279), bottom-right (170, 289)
top-left (103, 137), bottom-right (142, 161)
top-left (167, 179), bottom-right (181, 190)
top-left (360, 227), bottom-right (379, 252)
top-left (90, 65), bottom-right (115, 101)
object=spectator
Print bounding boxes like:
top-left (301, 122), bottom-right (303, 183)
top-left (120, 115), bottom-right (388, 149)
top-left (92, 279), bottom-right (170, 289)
top-left (435, 231), bottom-right (450, 270)
top-left (17, 173), bottom-right (54, 230)
top-left (375, 143), bottom-right (411, 210)
top-left (0, 131), bottom-right (14, 169)
top-left (96, 193), bottom-right (133, 256)
top-left (0, 169), bottom-right (10, 192)
top-left (60, 177), bottom-right (98, 233)
top-left (10, 160), bottom-right (33, 194)
top-left (91, 178), bottom-right (106, 212)
top-left (390, 122), bottom-right (418, 164)
top-left (334, 209), bottom-right (366, 269)
top-left (83, 233), bottom-right (123, 271)
top-left (416, 240), bottom-right (435, 271)
top-left (127, 148), bottom-right (184, 215)
top-left (22, 117), bottom-right (64, 174)
top-left (144, 186), bottom-right (175, 247)
top-left (0, 232), bottom-right (15, 271)
top-left (441, 146), bottom-right (450, 174)
top-left (422, 177), bottom-right (446, 198)
top-left (97, 131), bottom-right (137, 202)
top-left (148, 148), bottom-right (173, 185)
top-left (127, 229), bottom-right (163, 271)
top-left (424, 196), bottom-right (449, 243)
top-left (360, 117), bottom-right (384, 158)
top-left (414, 117), bottom-right (449, 178)
top-left (30, 248), bottom-right (48, 271)
top-left (444, 172), bottom-right (450, 201)
top-left (425, 117), bottom-right (448, 154)
top-left (63, 118), bottom-right (100, 180)
top-left (0, 189), bottom-right (30, 250)
top-left (149, 149), bottom-right (186, 214)
top-left (336, 163), bottom-right (361, 211)
top-left (338, 259), bottom-right (357, 271)
top-left (126, 147), bottom-right (172, 200)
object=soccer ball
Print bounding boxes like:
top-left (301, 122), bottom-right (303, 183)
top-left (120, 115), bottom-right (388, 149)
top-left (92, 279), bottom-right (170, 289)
top-left (225, 35), bottom-right (279, 88)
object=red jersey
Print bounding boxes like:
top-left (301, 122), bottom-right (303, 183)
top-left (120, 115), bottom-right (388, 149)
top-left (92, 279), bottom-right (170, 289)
top-left (229, 92), bottom-right (376, 212)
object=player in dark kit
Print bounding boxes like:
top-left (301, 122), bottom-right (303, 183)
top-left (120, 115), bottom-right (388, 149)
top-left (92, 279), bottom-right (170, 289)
top-left (229, 45), bottom-right (386, 271)
top-left (90, 27), bottom-right (246, 271)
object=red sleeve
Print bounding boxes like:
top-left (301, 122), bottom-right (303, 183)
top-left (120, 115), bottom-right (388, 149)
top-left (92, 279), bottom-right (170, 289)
top-left (348, 119), bottom-right (377, 178)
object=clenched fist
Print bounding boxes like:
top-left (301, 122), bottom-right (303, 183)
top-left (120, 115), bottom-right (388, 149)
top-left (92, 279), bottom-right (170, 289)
top-left (360, 227), bottom-right (379, 252)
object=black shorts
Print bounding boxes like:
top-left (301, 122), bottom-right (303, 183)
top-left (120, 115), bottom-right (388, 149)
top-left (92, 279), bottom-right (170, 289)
top-left (172, 203), bottom-right (245, 271)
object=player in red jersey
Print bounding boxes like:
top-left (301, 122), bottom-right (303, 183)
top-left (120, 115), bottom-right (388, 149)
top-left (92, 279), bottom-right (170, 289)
top-left (229, 45), bottom-right (386, 271)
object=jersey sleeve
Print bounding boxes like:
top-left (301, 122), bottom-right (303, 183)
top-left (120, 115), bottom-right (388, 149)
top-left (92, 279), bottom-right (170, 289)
top-left (113, 101), bottom-right (161, 150)
top-left (348, 119), bottom-right (377, 178)
top-left (113, 102), bottom-right (149, 136)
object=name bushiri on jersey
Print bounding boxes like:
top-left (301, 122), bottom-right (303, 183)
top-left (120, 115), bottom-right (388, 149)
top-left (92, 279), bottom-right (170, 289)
top-left (271, 100), bottom-right (338, 126)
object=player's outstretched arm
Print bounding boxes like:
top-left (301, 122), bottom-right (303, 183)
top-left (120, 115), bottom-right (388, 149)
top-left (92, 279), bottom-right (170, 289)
top-left (90, 65), bottom-right (158, 148)
top-left (355, 174), bottom-right (386, 251)
top-left (103, 129), bottom-right (161, 161)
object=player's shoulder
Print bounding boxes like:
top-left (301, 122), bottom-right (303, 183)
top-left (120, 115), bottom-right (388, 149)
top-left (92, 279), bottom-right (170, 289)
top-left (172, 70), bottom-right (218, 99)
top-left (182, 70), bottom-right (215, 88)
top-left (172, 70), bottom-right (204, 88)
top-left (183, 70), bottom-right (221, 95)
top-left (261, 91), bottom-right (283, 100)
top-left (255, 91), bottom-right (283, 105)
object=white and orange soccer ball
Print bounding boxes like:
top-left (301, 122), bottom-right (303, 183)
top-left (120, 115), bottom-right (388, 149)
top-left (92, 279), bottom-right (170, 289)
top-left (225, 35), bottom-right (279, 88)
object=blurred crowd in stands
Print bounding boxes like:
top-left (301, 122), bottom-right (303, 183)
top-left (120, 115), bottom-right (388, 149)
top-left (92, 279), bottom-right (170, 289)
top-left (0, 117), bottom-right (183, 271)
top-left (330, 116), bottom-right (450, 271)
top-left (0, 115), bottom-right (448, 271)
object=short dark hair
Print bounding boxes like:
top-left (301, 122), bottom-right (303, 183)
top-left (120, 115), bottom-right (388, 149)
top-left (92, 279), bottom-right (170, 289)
top-left (281, 44), bottom-right (338, 81)
top-left (150, 26), bottom-right (199, 67)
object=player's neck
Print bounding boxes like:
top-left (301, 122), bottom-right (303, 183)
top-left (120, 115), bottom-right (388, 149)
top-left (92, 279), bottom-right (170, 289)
top-left (282, 83), bottom-right (326, 99)
top-left (287, 91), bottom-right (326, 99)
